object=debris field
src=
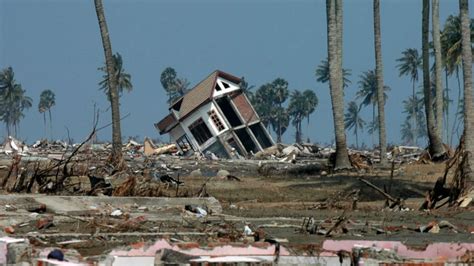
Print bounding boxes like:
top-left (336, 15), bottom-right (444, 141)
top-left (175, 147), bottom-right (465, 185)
top-left (0, 137), bottom-right (472, 265)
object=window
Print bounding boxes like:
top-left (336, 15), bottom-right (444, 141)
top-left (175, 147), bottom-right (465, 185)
top-left (215, 83), bottom-right (222, 91)
top-left (188, 118), bottom-right (213, 145)
top-left (221, 81), bottom-right (230, 89)
top-left (176, 135), bottom-right (194, 153)
top-left (208, 110), bottom-right (225, 132)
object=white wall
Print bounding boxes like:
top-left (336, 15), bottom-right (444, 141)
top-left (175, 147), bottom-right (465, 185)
top-left (213, 77), bottom-right (240, 98)
top-left (180, 102), bottom-right (228, 151)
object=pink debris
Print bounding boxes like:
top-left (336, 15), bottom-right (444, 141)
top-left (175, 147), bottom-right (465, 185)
top-left (109, 239), bottom-right (289, 257)
top-left (322, 240), bottom-right (474, 261)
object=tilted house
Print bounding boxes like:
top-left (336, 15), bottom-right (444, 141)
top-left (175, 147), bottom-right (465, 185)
top-left (155, 70), bottom-right (274, 158)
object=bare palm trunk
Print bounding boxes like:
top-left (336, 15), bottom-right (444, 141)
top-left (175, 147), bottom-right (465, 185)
top-left (373, 0), bottom-right (387, 165)
top-left (48, 109), bottom-right (52, 140)
top-left (94, 0), bottom-right (123, 166)
top-left (412, 81), bottom-right (417, 146)
top-left (460, 0), bottom-right (474, 187)
top-left (445, 69), bottom-right (450, 145)
top-left (432, 0), bottom-right (444, 140)
top-left (422, 0), bottom-right (445, 159)
top-left (451, 68), bottom-right (462, 144)
top-left (327, 0), bottom-right (351, 170)
top-left (355, 125), bottom-right (359, 149)
top-left (43, 113), bottom-right (46, 138)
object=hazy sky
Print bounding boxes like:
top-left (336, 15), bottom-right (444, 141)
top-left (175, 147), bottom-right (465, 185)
top-left (0, 0), bottom-right (471, 146)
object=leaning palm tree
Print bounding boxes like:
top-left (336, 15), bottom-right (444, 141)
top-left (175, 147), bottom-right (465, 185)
top-left (38, 89), bottom-right (56, 139)
top-left (344, 101), bottom-right (365, 149)
top-left (460, 0), bottom-right (473, 188)
top-left (432, 0), bottom-right (444, 138)
top-left (373, 0), bottom-right (387, 164)
top-left (94, 0), bottom-right (123, 167)
top-left (422, 0), bottom-right (445, 159)
top-left (326, 0), bottom-right (351, 169)
top-left (397, 48), bottom-right (422, 145)
top-left (99, 53), bottom-right (133, 100)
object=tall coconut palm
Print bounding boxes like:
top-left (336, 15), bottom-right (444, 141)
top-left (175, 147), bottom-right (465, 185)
top-left (460, 0), bottom-right (473, 188)
top-left (373, 0), bottom-right (387, 164)
top-left (38, 89), bottom-right (55, 139)
top-left (432, 0), bottom-right (444, 139)
top-left (98, 53), bottom-right (133, 100)
top-left (344, 101), bottom-right (365, 149)
top-left (397, 48), bottom-right (422, 145)
top-left (94, 0), bottom-right (123, 167)
top-left (422, 0), bottom-right (445, 159)
top-left (326, 0), bottom-right (351, 169)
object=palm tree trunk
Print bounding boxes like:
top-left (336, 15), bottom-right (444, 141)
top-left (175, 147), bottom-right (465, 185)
top-left (373, 0), bottom-right (387, 165)
top-left (460, 0), bottom-right (474, 187)
top-left (422, 0), bottom-right (445, 159)
top-left (48, 109), bottom-right (53, 140)
top-left (432, 0), bottom-right (444, 140)
top-left (412, 81), bottom-right (417, 146)
top-left (451, 67), bottom-right (462, 144)
top-left (43, 113), bottom-right (46, 138)
top-left (445, 69), bottom-right (450, 145)
top-left (327, 0), bottom-right (351, 170)
top-left (355, 125), bottom-right (359, 149)
top-left (94, 0), bottom-right (123, 166)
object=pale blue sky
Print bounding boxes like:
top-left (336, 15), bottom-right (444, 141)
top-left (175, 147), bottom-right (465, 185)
top-left (0, 0), bottom-right (471, 146)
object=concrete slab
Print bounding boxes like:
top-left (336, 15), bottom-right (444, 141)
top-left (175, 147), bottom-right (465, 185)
top-left (0, 195), bottom-right (222, 215)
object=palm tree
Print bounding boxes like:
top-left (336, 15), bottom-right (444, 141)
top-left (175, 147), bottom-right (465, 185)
top-left (160, 67), bottom-right (177, 102)
top-left (460, 0), bottom-right (473, 188)
top-left (344, 101), bottom-right (365, 149)
top-left (0, 67), bottom-right (32, 137)
top-left (422, 0), bottom-right (445, 159)
top-left (271, 78), bottom-right (289, 143)
top-left (170, 78), bottom-right (190, 99)
top-left (432, 0), bottom-right (444, 138)
top-left (315, 58), bottom-right (352, 89)
top-left (288, 90), bottom-right (318, 143)
top-left (373, 0), bottom-right (387, 164)
top-left (271, 106), bottom-right (289, 143)
top-left (356, 70), bottom-right (390, 145)
top-left (401, 119), bottom-right (414, 145)
top-left (239, 77), bottom-right (255, 100)
top-left (253, 83), bottom-right (275, 129)
top-left (441, 14), bottom-right (474, 146)
top-left (326, 0), bottom-right (351, 169)
top-left (38, 89), bottom-right (55, 139)
top-left (98, 53), bottom-right (133, 100)
top-left (397, 48), bottom-right (422, 145)
top-left (403, 95), bottom-right (427, 144)
top-left (94, 0), bottom-right (123, 167)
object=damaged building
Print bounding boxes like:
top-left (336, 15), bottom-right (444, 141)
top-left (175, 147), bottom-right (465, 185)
top-left (156, 70), bottom-right (274, 158)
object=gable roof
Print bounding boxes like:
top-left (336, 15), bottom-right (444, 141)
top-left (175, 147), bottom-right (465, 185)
top-left (170, 70), bottom-right (241, 121)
